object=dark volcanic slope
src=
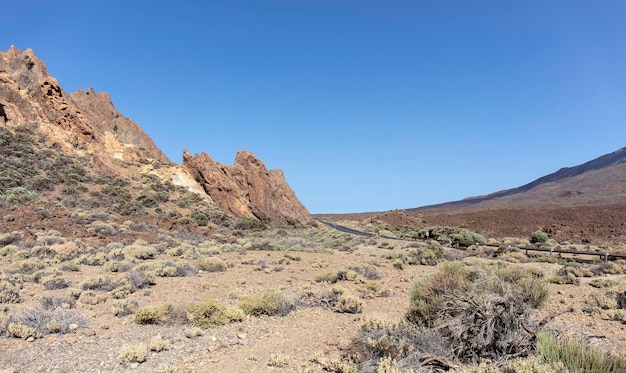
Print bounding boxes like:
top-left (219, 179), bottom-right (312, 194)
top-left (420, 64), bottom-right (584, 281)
top-left (410, 147), bottom-right (626, 212)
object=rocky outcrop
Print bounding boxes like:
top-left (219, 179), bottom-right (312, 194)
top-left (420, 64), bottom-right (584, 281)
top-left (1, 46), bottom-right (308, 224)
top-left (68, 88), bottom-right (170, 163)
top-left (183, 150), bottom-right (310, 225)
top-left (0, 46), bottom-right (93, 147)
top-left (0, 46), bottom-right (171, 169)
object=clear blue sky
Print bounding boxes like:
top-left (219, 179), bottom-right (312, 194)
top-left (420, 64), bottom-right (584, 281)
top-left (3, 1), bottom-right (625, 213)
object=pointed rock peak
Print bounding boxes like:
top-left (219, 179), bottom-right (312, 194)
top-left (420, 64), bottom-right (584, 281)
top-left (1, 46), bottom-right (50, 79)
top-left (183, 150), bottom-right (310, 225)
top-left (235, 150), bottom-right (265, 169)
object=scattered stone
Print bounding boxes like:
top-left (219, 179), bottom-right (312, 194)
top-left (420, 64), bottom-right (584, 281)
top-left (63, 335), bottom-right (76, 345)
top-left (81, 329), bottom-right (96, 337)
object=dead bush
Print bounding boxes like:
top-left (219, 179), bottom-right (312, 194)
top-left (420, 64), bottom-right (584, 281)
top-left (80, 276), bottom-right (119, 292)
top-left (407, 262), bottom-right (547, 364)
top-left (8, 300), bottom-right (87, 337)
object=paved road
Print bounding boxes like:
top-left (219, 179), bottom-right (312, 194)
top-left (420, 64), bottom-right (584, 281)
top-left (318, 220), bottom-right (402, 240)
top-left (317, 220), bottom-right (626, 262)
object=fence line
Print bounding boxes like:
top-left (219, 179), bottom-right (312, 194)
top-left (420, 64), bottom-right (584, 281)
top-left (318, 220), bottom-right (626, 263)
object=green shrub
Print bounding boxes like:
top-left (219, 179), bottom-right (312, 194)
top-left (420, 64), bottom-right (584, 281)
top-left (536, 331), bottom-right (626, 373)
top-left (314, 271), bottom-right (339, 283)
top-left (235, 217), bottom-right (267, 230)
top-left (195, 257), bottom-right (227, 272)
top-left (1, 187), bottom-right (37, 205)
top-left (190, 211), bottom-right (209, 226)
top-left (124, 244), bottom-right (157, 260)
top-left (186, 299), bottom-right (244, 328)
top-left (112, 299), bottom-right (139, 317)
top-left (133, 303), bottom-right (173, 324)
top-left (408, 261), bottom-right (472, 326)
top-left (531, 231), bottom-right (548, 244)
top-left (452, 231), bottom-right (486, 247)
top-left (239, 290), bottom-right (295, 316)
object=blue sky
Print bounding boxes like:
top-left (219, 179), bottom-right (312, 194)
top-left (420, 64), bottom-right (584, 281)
top-left (3, 1), bottom-right (625, 213)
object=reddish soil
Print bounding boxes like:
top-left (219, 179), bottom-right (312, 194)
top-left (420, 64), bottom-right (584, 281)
top-left (316, 204), bottom-right (626, 247)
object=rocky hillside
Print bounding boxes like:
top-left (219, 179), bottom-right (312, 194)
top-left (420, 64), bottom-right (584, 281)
top-left (0, 46), bottom-right (309, 225)
top-left (411, 146), bottom-right (626, 213)
top-left (0, 46), bottom-right (170, 175)
top-left (318, 148), bottom-right (626, 244)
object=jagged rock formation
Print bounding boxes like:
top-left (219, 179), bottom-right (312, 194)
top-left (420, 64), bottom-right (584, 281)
top-left (183, 150), bottom-right (311, 225)
top-left (0, 46), bottom-right (171, 172)
top-left (1, 46), bottom-right (310, 225)
top-left (0, 46), bottom-right (93, 147)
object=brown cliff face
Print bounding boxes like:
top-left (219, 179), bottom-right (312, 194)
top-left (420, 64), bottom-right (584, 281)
top-left (183, 150), bottom-right (310, 225)
top-left (0, 46), bottom-right (93, 147)
top-left (68, 88), bottom-right (170, 163)
top-left (0, 46), bottom-right (171, 173)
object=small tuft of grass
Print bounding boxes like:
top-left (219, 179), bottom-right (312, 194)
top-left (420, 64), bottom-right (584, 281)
top-left (536, 330), bottom-right (626, 373)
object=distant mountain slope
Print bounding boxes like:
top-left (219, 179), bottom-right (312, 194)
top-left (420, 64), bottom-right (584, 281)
top-left (410, 147), bottom-right (626, 212)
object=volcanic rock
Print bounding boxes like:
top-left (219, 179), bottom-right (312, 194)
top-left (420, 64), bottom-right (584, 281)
top-left (183, 150), bottom-right (310, 225)
top-left (0, 46), bottom-right (171, 172)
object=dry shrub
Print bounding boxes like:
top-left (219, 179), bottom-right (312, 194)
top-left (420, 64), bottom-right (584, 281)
top-left (41, 275), bottom-right (70, 290)
top-left (195, 256), bottom-right (227, 272)
top-left (335, 293), bottom-right (363, 314)
top-left (409, 263), bottom-right (548, 364)
top-left (314, 271), bottom-right (339, 283)
top-left (349, 265), bottom-right (384, 280)
top-left (134, 261), bottom-right (196, 278)
top-left (340, 261), bottom-right (551, 371)
top-left (127, 270), bottom-right (154, 291)
top-left (267, 353), bottom-right (290, 367)
top-left (149, 335), bottom-right (169, 352)
top-left (301, 287), bottom-right (362, 314)
top-left (238, 290), bottom-right (297, 316)
top-left (112, 299), bottom-right (139, 317)
top-left (7, 298), bottom-right (87, 338)
top-left (585, 284), bottom-right (626, 311)
top-left (186, 299), bottom-right (244, 328)
top-left (0, 279), bottom-right (22, 303)
top-left (80, 276), bottom-right (119, 292)
top-left (118, 343), bottom-right (148, 363)
top-left (133, 303), bottom-right (174, 325)
top-left (345, 317), bottom-right (453, 373)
